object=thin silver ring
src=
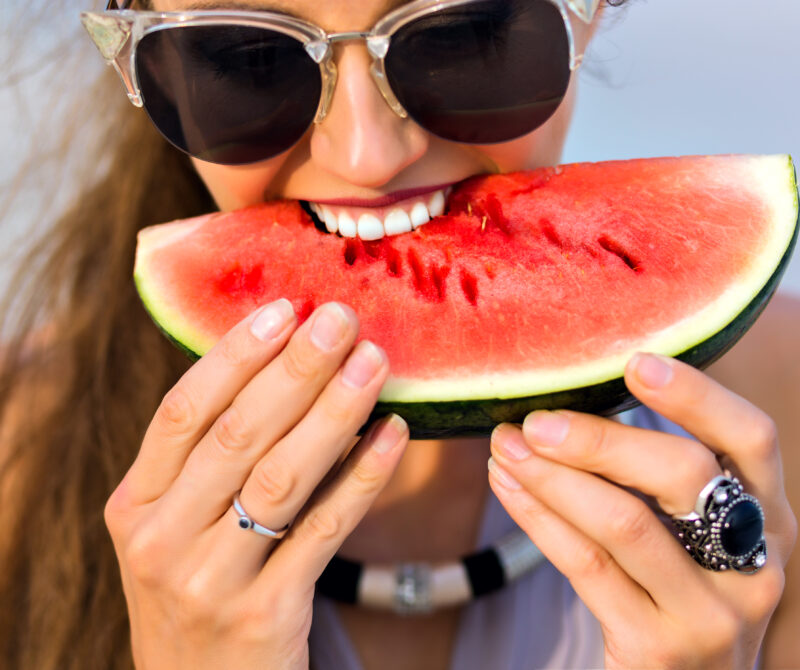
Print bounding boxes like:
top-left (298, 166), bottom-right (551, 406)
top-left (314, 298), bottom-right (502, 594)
top-left (232, 492), bottom-right (290, 539)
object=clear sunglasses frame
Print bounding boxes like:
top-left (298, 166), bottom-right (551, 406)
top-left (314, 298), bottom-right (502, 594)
top-left (82, 0), bottom-right (600, 125)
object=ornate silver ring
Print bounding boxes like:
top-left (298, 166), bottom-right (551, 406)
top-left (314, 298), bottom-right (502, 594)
top-left (671, 473), bottom-right (766, 574)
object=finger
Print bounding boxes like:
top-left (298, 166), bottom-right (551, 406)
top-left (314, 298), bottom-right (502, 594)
top-left (518, 410), bottom-right (721, 516)
top-left (491, 425), bottom-right (720, 616)
top-left (127, 298), bottom-right (297, 503)
top-left (163, 302), bottom-right (361, 528)
top-left (625, 353), bottom-right (786, 517)
top-left (487, 457), bottom-right (658, 634)
top-left (217, 340), bottom-right (390, 568)
top-left (259, 414), bottom-right (409, 593)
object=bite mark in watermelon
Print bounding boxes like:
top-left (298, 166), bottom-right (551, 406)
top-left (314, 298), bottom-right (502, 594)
top-left (134, 155), bottom-right (799, 437)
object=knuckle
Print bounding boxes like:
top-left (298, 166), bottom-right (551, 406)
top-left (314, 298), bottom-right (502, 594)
top-left (125, 527), bottom-right (168, 587)
top-left (281, 339), bottom-right (319, 383)
top-left (212, 405), bottom-right (254, 455)
top-left (696, 606), bottom-right (740, 660)
top-left (175, 570), bottom-right (219, 626)
top-left (606, 500), bottom-right (653, 545)
top-left (572, 541), bottom-right (616, 579)
top-left (217, 330), bottom-right (255, 368)
top-left (303, 505), bottom-right (344, 541)
top-left (250, 458), bottom-right (296, 506)
top-left (158, 386), bottom-right (197, 437)
top-left (322, 393), bottom-right (358, 426)
top-left (746, 566), bottom-right (785, 621)
top-left (346, 459), bottom-right (384, 497)
top-left (784, 506), bottom-right (798, 552)
top-left (103, 483), bottom-right (133, 535)
top-left (672, 447), bottom-right (719, 500)
top-left (580, 420), bottom-right (613, 463)
top-left (744, 411), bottom-right (778, 457)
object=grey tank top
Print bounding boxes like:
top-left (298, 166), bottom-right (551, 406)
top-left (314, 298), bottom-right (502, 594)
top-left (307, 406), bottom-right (733, 670)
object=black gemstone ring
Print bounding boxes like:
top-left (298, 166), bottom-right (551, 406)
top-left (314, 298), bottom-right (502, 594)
top-left (671, 474), bottom-right (767, 574)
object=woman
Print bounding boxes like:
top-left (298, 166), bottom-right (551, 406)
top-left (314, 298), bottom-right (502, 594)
top-left (0, 0), bottom-right (797, 668)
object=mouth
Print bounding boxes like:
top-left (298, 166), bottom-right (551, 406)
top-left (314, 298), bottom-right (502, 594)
top-left (301, 185), bottom-right (453, 241)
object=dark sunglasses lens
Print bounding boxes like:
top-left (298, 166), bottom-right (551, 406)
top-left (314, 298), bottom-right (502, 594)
top-left (136, 25), bottom-right (321, 165)
top-left (385, 0), bottom-right (571, 144)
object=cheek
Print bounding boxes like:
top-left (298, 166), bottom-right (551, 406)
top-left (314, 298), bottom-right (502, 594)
top-left (191, 158), bottom-right (287, 211)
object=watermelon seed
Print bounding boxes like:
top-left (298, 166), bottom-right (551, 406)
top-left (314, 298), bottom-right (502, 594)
top-left (460, 270), bottom-right (479, 306)
top-left (408, 248), bottom-right (426, 293)
top-left (363, 240), bottom-right (382, 259)
top-left (344, 239), bottom-right (359, 266)
top-left (386, 248), bottom-right (403, 277)
top-left (539, 218), bottom-right (563, 250)
top-left (407, 248), bottom-right (449, 302)
top-left (484, 193), bottom-right (512, 236)
top-left (432, 264), bottom-right (450, 301)
top-left (597, 236), bottom-right (643, 274)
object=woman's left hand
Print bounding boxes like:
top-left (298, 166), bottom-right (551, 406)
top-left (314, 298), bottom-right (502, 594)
top-left (489, 352), bottom-right (797, 670)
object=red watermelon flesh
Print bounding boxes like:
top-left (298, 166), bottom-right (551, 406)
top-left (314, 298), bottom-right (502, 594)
top-left (135, 155), bottom-right (798, 435)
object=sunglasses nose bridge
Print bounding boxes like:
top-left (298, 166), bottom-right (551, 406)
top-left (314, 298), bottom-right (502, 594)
top-left (310, 33), bottom-right (409, 124)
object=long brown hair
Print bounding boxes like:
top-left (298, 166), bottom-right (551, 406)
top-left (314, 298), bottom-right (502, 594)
top-left (0, 2), bottom-right (628, 668)
top-left (0, 57), bottom-right (214, 670)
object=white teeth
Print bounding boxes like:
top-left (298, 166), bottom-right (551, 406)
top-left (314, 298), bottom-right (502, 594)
top-left (357, 214), bottom-right (384, 241)
top-left (307, 187), bottom-right (447, 240)
top-left (384, 208), bottom-right (413, 236)
top-left (321, 205), bottom-right (338, 234)
top-left (338, 212), bottom-right (357, 238)
top-left (428, 190), bottom-right (445, 217)
top-left (410, 202), bottom-right (430, 229)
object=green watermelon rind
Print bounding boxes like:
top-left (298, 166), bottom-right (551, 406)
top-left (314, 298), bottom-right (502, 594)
top-left (374, 157), bottom-right (799, 437)
top-left (134, 156), bottom-right (799, 438)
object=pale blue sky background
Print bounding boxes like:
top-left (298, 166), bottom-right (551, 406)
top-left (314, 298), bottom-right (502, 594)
top-left (1, 0), bottom-right (799, 296)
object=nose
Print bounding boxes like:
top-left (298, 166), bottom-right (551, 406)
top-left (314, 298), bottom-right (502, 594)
top-left (308, 44), bottom-right (429, 188)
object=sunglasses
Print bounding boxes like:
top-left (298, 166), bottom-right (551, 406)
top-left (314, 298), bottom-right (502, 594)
top-left (82, 0), bottom-right (599, 165)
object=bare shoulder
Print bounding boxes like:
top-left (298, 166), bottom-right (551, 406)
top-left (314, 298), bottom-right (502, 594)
top-left (707, 292), bottom-right (800, 669)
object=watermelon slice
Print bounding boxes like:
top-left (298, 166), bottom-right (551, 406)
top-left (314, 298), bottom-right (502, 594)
top-left (135, 155), bottom-right (799, 437)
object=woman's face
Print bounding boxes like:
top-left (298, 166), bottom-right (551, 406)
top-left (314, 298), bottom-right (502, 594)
top-left (154, 0), bottom-right (597, 229)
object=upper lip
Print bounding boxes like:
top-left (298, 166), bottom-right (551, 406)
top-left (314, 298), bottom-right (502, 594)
top-left (307, 181), bottom-right (459, 208)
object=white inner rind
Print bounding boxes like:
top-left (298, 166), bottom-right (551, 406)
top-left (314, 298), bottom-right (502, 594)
top-left (136, 156), bottom-right (798, 404)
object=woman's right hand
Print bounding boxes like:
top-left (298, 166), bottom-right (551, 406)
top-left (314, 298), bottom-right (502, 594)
top-left (104, 299), bottom-right (409, 670)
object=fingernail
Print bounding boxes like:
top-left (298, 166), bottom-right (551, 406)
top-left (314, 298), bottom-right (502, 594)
top-left (371, 413), bottom-right (408, 454)
top-left (311, 303), bottom-right (350, 351)
top-left (491, 425), bottom-right (531, 461)
top-left (250, 298), bottom-right (294, 341)
top-left (488, 456), bottom-right (522, 490)
top-left (632, 352), bottom-right (674, 389)
top-left (524, 411), bottom-right (569, 447)
top-left (342, 341), bottom-right (386, 389)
